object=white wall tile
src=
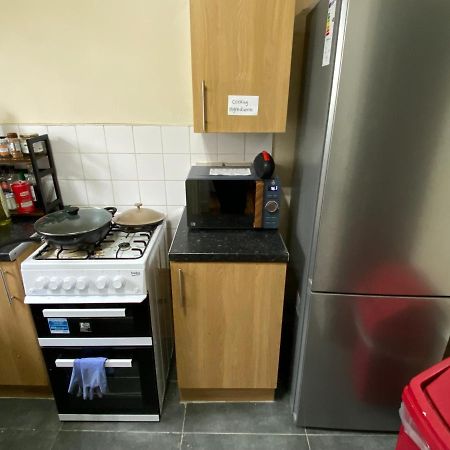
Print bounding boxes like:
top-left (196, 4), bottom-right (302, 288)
top-left (139, 181), bottom-right (166, 205)
top-left (163, 154), bottom-right (191, 180)
top-left (161, 126), bottom-right (189, 153)
top-left (136, 154), bottom-right (164, 180)
top-left (190, 154), bottom-right (219, 165)
top-left (133, 126), bottom-right (162, 153)
top-left (244, 134), bottom-right (273, 161)
top-left (85, 180), bottom-right (114, 206)
top-left (19, 125), bottom-right (48, 136)
top-left (218, 154), bottom-right (246, 164)
top-left (166, 180), bottom-right (186, 205)
top-left (112, 181), bottom-right (140, 205)
top-left (76, 125), bottom-right (107, 153)
top-left (59, 180), bottom-right (88, 206)
top-left (80, 153), bottom-right (111, 180)
top-left (189, 128), bottom-right (218, 154)
top-left (166, 205), bottom-right (185, 237)
top-left (105, 126), bottom-right (134, 153)
top-left (53, 153), bottom-right (84, 179)
top-left (217, 133), bottom-right (245, 154)
top-left (1, 124), bottom-right (20, 135)
top-left (47, 126), bottom-right (78, 153)
top-left (108, 154), bottom-right (138, 180)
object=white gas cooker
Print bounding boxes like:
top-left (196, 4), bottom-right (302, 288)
top-left (22, 224), bottom-right (163, 302)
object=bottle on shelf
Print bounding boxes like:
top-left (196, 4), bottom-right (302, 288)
top-left (6, 133), bottom-right (23, 159)
top-left (0, 189), bottom-right (11, 226)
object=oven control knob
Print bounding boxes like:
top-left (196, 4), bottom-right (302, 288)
top-left (35, 276), bottom-right (49, 290)
top-left (76, 277), bottom-right (88, 290)
top-left (95, 276), bottom-right (108, 290)
top-left (48, 277), bottom-right (61, 290)
top-left (112, 276), bottom-right (125, 290)
top-left (264, 200), bottom-right (279, 213)
top-left (62, 277), bottom-right (76, 291)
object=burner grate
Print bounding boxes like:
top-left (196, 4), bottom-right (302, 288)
top-left (34, 226), bottom-right (156, 260)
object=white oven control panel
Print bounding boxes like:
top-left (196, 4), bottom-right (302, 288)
top-left (22, 269), bottom-right (146, 296)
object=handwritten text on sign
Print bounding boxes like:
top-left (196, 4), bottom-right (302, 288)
top-left (228, 95), bottom-right (259, 116)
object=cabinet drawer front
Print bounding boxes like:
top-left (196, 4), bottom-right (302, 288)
top-left (171, 262), bottom-right (286, 389)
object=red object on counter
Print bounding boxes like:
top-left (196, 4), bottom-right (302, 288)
top-left (396, 358), bottom-right (450, 450)
top-left (11, 180), bottom-right (35, 213)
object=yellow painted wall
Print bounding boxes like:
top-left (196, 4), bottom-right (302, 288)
top-left (0, 0), bottom-right (192, 124)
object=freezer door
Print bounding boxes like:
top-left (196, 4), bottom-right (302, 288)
top-left (312, 0), bottom-right (450, 295)
top-left (296, 292), bottom-right (450, 430)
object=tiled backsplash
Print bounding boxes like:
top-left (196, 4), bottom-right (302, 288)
top-left (0, 124), bottom-right (273, 234)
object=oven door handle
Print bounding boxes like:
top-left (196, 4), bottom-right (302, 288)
top-left (42, 308), bottom-right (126, 318)
top-left (55, 358), bottom-right (132, 368)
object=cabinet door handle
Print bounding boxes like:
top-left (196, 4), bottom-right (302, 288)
top-left (201, 80), bottom-right (206, 132)
top-left (178, 268), bottom-right (184, 308)
top-left (0, 269), bottom-right (14, 305)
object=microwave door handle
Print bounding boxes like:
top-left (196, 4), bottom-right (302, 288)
top-left (55, 359), bottom-right (133, 368)
top-left (43, 308), bottom-right (126, 318)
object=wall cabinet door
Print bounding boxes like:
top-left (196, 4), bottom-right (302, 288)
top-left (190, 0), bottom-right (295, 132)
top-left (0, 255), bottom-right (48, 386)
top-left (171, 261), bottom-right (286, 389)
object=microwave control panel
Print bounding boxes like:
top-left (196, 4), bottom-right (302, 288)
top-left (262, 177), bottom-right (281, 229)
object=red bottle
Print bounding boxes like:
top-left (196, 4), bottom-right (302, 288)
top-left (11, 181), bottom-right (35, 213)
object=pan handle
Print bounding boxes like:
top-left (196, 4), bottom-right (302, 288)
top-left (104, 207), bottom-right (117, 217)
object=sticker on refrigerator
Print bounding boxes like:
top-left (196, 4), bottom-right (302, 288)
top-left (322, 0), bottom-right (337, 67)
top-left (228, 95), bottom-right (259, 116)
top-left (48, 318), bottom-right (70, 334)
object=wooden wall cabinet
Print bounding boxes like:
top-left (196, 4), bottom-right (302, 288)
top-left (0, 247), bottom-right (48, 389)
top-left (190, 0), bottom-right (296, 133)
top-left (170, 261), bottom-right (286, 401)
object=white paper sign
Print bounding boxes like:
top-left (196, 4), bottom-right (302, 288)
top-left (322, 0), bottom-right (337, 67)
top-left (209, 168), bottom-right (251, 176)
top-left (228, 95), bottom-right (259, 116)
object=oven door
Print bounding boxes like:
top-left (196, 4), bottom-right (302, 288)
top-left (42, 346), bottom-right (159, 419)
top-left (31, 298), bottom-right (152, 338)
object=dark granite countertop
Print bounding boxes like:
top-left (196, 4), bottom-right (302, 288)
top-left (0, 217), bottom-right (38, 261)
top-left (169, 209), bottom-right (289, 263)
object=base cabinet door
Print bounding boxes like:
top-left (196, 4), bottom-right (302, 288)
top-left (171, 261), bottom-right (286, 390)
top-left (0, 252), bottom-right (48, 387)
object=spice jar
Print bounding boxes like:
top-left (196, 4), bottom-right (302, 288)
top-left (0, 137), bottom-right (9, 157)
top-left (20, 133), bottom-right (44, 154)
top-left (7, 133), bottom-right (23, 159)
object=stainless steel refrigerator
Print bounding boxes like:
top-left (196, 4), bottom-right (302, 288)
top-left (289, 0), bottom-right (450, 431)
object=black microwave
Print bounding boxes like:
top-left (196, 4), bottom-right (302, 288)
top-left (185, 165), bottom-right (281, 229)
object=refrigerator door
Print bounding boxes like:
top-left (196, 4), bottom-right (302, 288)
top-left (296, 292), bottom-right (450, 430)
top-left (312, 0), bottom-right (450, 295)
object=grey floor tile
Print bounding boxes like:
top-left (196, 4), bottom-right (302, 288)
top-left (0, 399), bottom-right (60, 431)
top-left (61, 381), bottom-right (184, 432)
top-left (184, 392), bottom-right (300, 434)
top-left (307, 427), bottom-right (399, 435)
top-left (0, 429), bottom-right (58, 450)
top-left (52, 430), bottom-right (180, 450)
top-left (182, 433), bottom-right (309, 450)
top-left (307, 434), bottom-right (398, 450)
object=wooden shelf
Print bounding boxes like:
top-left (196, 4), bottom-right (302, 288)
top-left (0, 154), bottom-right (47, 165)
top-left (10, 208), bottom-right (45, 218)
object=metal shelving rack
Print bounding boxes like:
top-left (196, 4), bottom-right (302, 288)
top-left (0, 134), bottom-right (64, 215)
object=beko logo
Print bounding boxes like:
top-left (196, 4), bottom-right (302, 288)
top-left (130, 271), bottom-right (141, 277)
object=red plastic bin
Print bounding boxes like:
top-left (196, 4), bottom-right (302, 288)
top-left (396, 358), bottom-right (450, 450)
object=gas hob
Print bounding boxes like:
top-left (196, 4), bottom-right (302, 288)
top-left (21, 224), bottom-right (163, 300)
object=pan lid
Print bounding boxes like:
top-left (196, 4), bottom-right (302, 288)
top-left (113, 203), bottom-right (165, 227)
top-left (34, 206), bottom-right (114, 237)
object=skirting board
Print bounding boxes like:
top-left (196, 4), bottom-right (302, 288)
top-left (179, 388), bottom-right (274, 402)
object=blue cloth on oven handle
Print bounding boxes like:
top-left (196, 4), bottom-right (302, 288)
top-left (67, 357), bottom-right (108, 400)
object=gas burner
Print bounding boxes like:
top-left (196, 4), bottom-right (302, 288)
top-left (34, 227), bottom-right (155, 260)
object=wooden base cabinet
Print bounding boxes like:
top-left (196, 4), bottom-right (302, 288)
top-left (0, 246), bottom-right (48, 389)
top-left (170, 261), bottom-right (286, 401)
